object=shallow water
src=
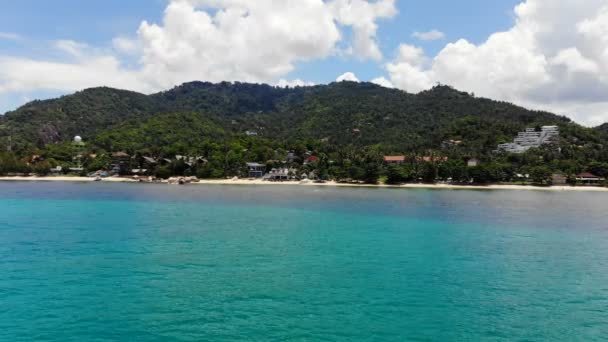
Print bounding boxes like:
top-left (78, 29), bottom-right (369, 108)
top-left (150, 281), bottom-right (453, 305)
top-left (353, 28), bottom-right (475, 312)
top-left (1, 182), bottom-right (608, 341)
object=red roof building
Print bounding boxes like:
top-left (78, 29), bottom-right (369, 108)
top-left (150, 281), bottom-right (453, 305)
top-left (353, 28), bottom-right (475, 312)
top-left (384, 156), bottom-right (406, 164)
top-left (576, 172), bottom-right (604, 180)
top-left (576, 172), bottom-right (605, 184)
top-left (304, 156), bottom-right (319, 165)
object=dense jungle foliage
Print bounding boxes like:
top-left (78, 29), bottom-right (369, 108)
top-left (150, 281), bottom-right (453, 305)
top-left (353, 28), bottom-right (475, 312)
top-left (1, 81), bottom-right (607, 185)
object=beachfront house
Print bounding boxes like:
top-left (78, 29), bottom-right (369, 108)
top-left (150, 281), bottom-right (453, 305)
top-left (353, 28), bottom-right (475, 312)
top-left (551, 173), bottom-right (568, 185)
top-left (50, 166), bottom-right (63, 174)
top-left (576, 172), bottom-right (605, 185)
top-left (264, 168), bottom-right (294, 181)
top-left (247, 162), bottom-right (265, 178)
top-left (159, 158), bottom-right (172, 166)
top-left (384, 156), bottom-right (406, 165)
top-left (142, 156), bottom-right (157, 168)
top-left (111, 152), bottom-right (131, 175)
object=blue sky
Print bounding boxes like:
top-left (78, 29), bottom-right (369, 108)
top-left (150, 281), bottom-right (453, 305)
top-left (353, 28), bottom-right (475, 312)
top-left (286, 0), bottom-right (521, 82)
top-left (1, 0), bottom-right (607, 125)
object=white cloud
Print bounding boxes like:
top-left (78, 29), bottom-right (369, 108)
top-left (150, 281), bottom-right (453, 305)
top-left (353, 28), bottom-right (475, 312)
top-left (385, 44), bottom-right (432, 92)
top-left (54, 40), bottom-right (89, 58)
top-left (384, 0), bottom-right (608, 126)
top-left (0, 32), bottom-right (21, 41)
top-left (328, 0), bottom-right (397, 60)
top-left (371, 76), bottom-right (394, 88)
top-left (0, 0), bottom-right (394, 100)
top-left (276, 79), bottom-right (315, 88)
top-left (135, 0), bottom-right (396, 90)
top-left (336, 72), bottom-right (360, 82)
top-left (0, 44), bottom-right (150, 94)
top-left (112, 36), bottom-right (141, 55)
top-left (411, 30), bottom-right (445, 41)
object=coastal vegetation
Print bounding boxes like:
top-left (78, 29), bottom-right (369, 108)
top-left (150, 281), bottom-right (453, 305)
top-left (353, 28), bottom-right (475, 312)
top-left (0, 81), bottom-right (607, 186)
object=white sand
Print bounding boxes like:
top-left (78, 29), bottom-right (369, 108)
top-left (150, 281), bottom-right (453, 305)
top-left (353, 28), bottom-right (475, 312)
top-left (1, 176), bottom-right (606, 192)
top-left (195, 179), bottom-right (608, 192)
top-left (0, 176), bottom-right (137, 183)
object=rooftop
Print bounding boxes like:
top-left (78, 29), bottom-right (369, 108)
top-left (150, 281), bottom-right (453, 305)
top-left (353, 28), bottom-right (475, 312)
top-left (577, 172), bottom-right (603, 179)
top-left (112, 152), bottom-right (130, 158)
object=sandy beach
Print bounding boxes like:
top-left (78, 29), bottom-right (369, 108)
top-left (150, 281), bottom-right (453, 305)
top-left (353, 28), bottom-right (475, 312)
top-left (1, 176), bottom-right (607, 192)
top-left (0, 176), bottom-right (138, 183)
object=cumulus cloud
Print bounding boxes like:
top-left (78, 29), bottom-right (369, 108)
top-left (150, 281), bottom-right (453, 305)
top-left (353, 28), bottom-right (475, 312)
top-left (135, 0), bottom-right (396, 90)
top-left (276, 79), bottom-right (315, 88)
top-left (411, 30), bottom-right (445, 41)
top-left (371, 76), bottom-right (394, 88)
top-left (328, 0), bottom-right (397, 60)
top-left (0, 43), bottom-right (149, 94)
top-left (384, 0), bottom-right (608, 126)
top-left (0, 0), bottom-right (395, 101)
top-left (112, 36), bottom-right (141, 55)
top-left (336, 72), bottom-right (360, 82)
top-left (385, 44), bottom-right (432, 92)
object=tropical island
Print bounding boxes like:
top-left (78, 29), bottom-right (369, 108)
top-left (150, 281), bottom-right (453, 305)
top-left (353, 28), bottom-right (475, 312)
top-left (0, 81), bottom-right (607, 189)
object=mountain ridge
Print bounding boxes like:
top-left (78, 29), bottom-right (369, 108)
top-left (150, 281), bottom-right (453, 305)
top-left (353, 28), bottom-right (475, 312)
top-left (0, 81), bottom-right (590, 155)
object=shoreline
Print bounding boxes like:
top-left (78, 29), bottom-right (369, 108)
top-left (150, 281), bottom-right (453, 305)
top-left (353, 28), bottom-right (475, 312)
top-left (1, 176), bottom-right (607, 192)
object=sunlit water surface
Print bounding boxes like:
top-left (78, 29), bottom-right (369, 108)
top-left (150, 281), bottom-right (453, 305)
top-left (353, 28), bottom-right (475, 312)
top-left (1, 182), bottom-right (608, 341)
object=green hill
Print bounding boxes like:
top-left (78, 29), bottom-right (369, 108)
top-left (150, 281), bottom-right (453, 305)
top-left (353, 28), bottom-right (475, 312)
top-left (0, 81), bottom-right (576, 151)
top-left (1, 81), bottom-right (607, 183)
top-left (0, 87), bottom-right (158, 150)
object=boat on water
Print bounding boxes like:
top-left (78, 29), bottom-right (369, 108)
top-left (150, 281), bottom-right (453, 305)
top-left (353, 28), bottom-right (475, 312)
top-left (94, 176), bottom-right (102, 181)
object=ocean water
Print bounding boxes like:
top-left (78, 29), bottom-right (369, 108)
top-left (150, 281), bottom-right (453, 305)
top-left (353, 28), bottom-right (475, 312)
top-left (1, 182), bottom-right (608, 341)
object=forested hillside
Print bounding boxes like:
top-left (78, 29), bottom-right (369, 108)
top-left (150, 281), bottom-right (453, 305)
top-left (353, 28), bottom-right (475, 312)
top-left (0, 81), bottom-right (574, 151)
top-left (1, 81), bottom-right (607, 184)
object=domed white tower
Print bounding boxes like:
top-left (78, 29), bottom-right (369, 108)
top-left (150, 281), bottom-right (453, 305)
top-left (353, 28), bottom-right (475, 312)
top-left (72, 135), bottom-right (85, 171)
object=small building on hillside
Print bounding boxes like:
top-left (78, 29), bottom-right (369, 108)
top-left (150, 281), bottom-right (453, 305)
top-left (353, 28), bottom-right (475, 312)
top-left (246, 162), bottom-right (265, 178)
top-left (551, 173), bottom-right (568, 185)
top-left (466, 158), bottom-right (480, 167)
top-left (384, 156), bottom-right (406, 165)
top-left (286, 151), bottom-right (296, 163)
top-left (442, 139), bottom-right (463, 148)
top-left (497, 126), bottom-right (560, 154)
top-left (576, 172), bottom-right (605, 185)
top-left (304, 156), bottom-right (319, 165)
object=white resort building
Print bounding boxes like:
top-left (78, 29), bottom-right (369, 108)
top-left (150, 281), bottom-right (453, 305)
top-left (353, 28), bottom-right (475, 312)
top-left (497, 126), bottom-right (559, 153)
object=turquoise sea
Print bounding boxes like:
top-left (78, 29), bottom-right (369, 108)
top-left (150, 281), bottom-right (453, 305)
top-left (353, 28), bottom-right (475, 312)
top-left (1, 182), bottom-right (608, 341)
